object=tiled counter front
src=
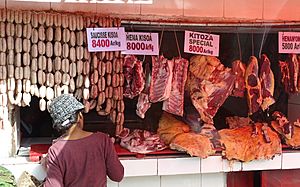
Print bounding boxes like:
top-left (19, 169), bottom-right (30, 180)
top-left (2, 152), bottom-right (300, 187)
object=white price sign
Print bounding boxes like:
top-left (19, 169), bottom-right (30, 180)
top-left (278, 32), bottom-right (300, 54)
top-left (184, 31), bottom-right (220, 56)
top-left (122, 32), bottom-right (159, 55)
top-left (86, 27), bottom-right (126, 52)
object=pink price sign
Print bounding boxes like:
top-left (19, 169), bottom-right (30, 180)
top-left (122, 32), bottom-right (159, 55)
top-left (86, 27), bottom-right (126, 52)
top-left (184, 30), bottom-right (220, 57)
top-left (278, 32), bottom-right (300, 54)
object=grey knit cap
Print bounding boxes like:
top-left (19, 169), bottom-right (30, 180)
top-left (48, 94), bottom-right (84, 127)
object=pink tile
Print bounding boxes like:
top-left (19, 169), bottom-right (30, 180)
top-left (264, 0), bottom-right (300, 20)
top-left (50, 2), bottom-right (98, 13)
top-left (141, 0), bottom-right (183, 17)
top-left (97, 3), bottom-right (141, 15)
top-left (224, 0), bottom-right (263, 19)
top-left (184, 0), bottom-right (223, 17)
top-left (6, 1), bottom-right (51, 10)
top-left (0, 0), bottom-right (4, 8)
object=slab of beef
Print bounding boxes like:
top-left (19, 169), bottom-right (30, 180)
top-left (245, 56), bottom-right (262, 115)
top-left (219, 123), bottom-right (281, 162)
top-left (163, 57), bottom-right (189, 116)
top-left (231, 60), bottom-right (246, 97)
top-left (119, 128), bottom-right (167, 154)
top-left (136, 63), bottom-right (152, 119)
top-left (170, 132), bottom-right (215, 158)
top-left (187, 55), bottom-right (236, 126)
top-left (123, 55), bottom-right (145, 99)
top-left (149, 55), bottom-right (174, 103)
top-left (158, 112), bottom-right (191, 144)
top-left (157, 112), bottom-right (214, 158)
top-left (259, 54), bottom-right (275, 111)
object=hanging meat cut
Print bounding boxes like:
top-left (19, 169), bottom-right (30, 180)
top-left (245, 56), bottom-right (262, 115)
top-left (119, 128), bottom-right (167, 154)
top-left (136, 63), bottom-right (152, 119)
top-left (187, 55), bottom-right (236, 129)
top-left (231, 60), bottom-right (246, 97)
top-left (279, 60), bottom-right (290, 93)
top-left (149, 55), bottom-right (173, 103)
top-left (163, 57), bottom-right (189, 116)
top-left (123, 55), bottom-right (145, 99)
top-left (259, 54), bottom-right (275, 111)
top-left (288, 54), bottom-right (299, 93)
top-left (279, 54), bottom-right (299, 94)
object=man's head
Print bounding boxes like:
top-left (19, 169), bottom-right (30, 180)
top-left (48, 94), bottom-right (84, 132)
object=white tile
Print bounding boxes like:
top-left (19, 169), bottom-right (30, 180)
top-left (202, 173), bottom-right (226, 187)
top-left (282, 152), bottom-right (300, 169)
top-left (6, 0), bottom-right (51, 10)
top-left (119, 176), bottom-right (160, 187)
top-left (201, 156), bottom-right (223, 173)
top-left (120, 159), bottom-right (157, 177)
top-left (222, 159), bottom-right (242, 172)
top-left (161, 174), bottom-right (201, 187)
top-left (242, 154), bottom-right (282, 171)
top-left (158, 157), bottom-right (200, 175)
top-left (107, 179), bottom-right (118, 187)
top-left (288, 104), bottom-right (300, 123)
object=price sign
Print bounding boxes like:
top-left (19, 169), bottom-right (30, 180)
top-left (122, 32), bottom-right (159, 55)
top-left (86, 27), bottom-right (126, 52)
top-left (184, 30), bottom-right (220, 56)
top-left (279, 32), bottom-right (300, 54)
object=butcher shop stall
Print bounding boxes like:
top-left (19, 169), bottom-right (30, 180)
top-left (1, 1), bottom-right (300, 187)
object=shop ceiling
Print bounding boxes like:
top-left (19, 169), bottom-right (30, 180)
top-left (122, 21), bottom-right (300, 34)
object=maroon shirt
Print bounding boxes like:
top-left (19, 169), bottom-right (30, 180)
top-left (44, 132), bottom-right (124, 187)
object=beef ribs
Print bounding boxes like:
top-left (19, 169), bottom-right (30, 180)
top-left (149, 55), bottom-right (174, 103)
top-left (163, 57), bottom-right (189, 116)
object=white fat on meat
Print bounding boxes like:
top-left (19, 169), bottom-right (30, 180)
top-left (163, 57), bottom-right (189, 116)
